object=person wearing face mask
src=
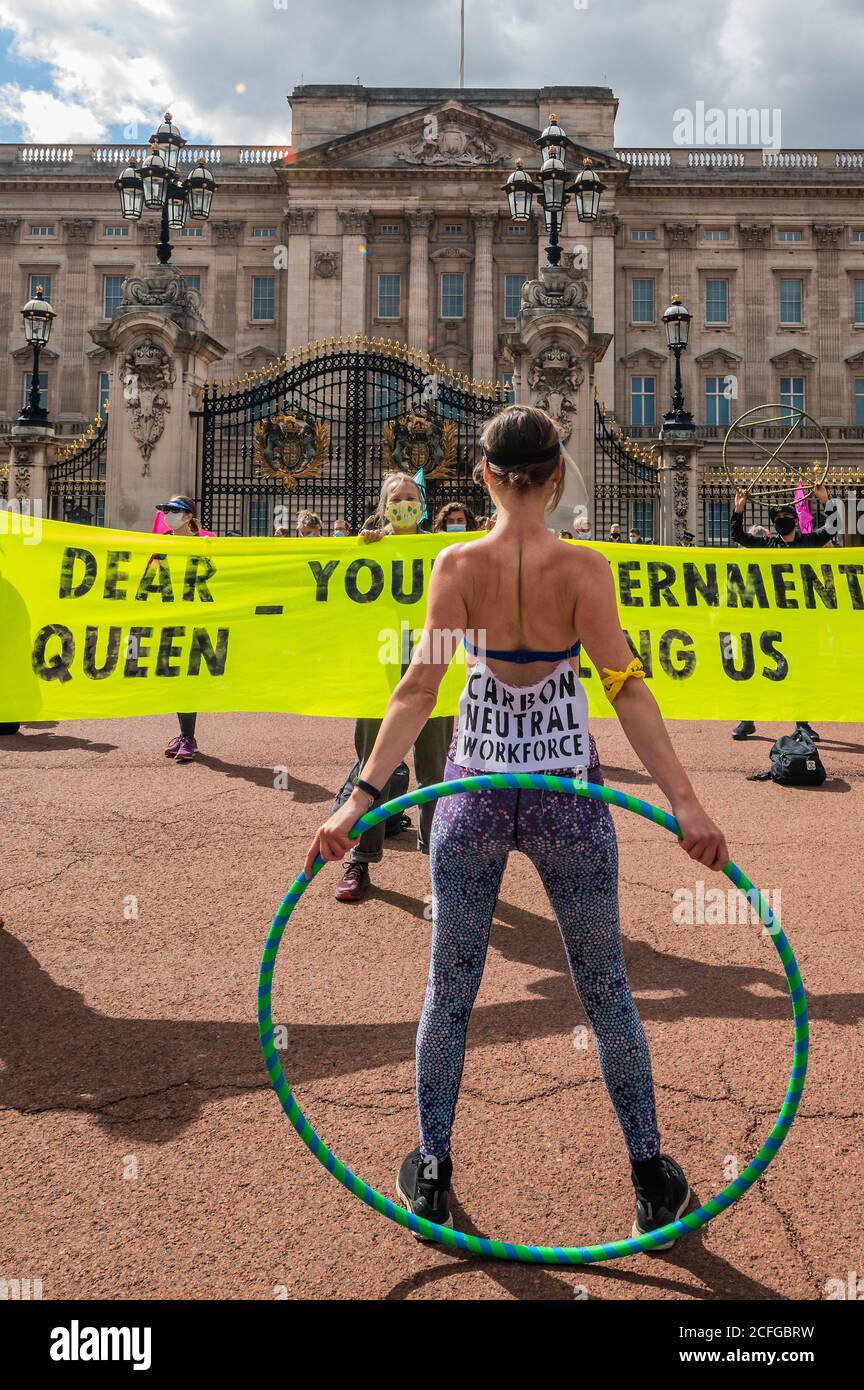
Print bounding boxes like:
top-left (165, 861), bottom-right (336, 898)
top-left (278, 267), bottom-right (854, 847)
top-left (608, 523), bottom-right (622, 543)
top-left (729, 484), bottom-right (832, 743)
top-left (431, 501), bottom-right (478, 535)
top-left (332, 516), bottom-right (351, 538)
top-left (628, 526), bottom-right (643, 545)
top-left (153, 496), bottom-right (216, 764)
top-left (333, 473), bottom-right (453, 903)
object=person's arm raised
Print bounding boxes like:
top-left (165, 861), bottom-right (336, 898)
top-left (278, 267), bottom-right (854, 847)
top-left (303, 545), bottom-right (468, 875)
top-left (574, 548), bottom-right (729, 871)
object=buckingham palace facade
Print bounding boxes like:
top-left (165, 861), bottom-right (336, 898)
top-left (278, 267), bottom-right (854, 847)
top-left (2, 82), bottom-right (864, 526)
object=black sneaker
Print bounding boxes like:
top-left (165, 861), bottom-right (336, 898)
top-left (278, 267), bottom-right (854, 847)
top-left (396, 1146), bottom-right (454, 1233)
top-left (731, 720), bottom-right (756, 740)
top-left (795, 723), bottom-right (820, 743)
top-left (631, 1155), bottom-right (691, 1250)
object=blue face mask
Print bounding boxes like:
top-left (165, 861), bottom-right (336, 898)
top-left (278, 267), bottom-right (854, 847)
top-left (446, 522), bottom-right (466, 532)
top-left (333, 529), bottom-right (346, 537)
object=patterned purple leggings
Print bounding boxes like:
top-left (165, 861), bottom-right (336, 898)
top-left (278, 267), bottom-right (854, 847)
top-left (418, 744), bottom-right (661, 1163)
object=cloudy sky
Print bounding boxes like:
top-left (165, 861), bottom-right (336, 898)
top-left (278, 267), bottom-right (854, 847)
top-left (0, 0), bottom-right (859, 150)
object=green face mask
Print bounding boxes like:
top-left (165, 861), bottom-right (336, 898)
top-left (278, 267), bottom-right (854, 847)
top-left (385, 499), bottom-right (422, 528)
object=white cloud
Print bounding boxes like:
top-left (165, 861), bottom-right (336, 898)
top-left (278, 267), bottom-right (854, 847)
top-left (0, 85), bottom-right (106, 142)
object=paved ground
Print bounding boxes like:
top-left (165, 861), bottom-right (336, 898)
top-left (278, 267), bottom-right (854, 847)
top-left (0, 712), bottom-right (861, 1302)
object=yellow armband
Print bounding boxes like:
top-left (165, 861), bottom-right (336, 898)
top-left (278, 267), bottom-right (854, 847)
top-left (601, 657), bottom-right (646, 703)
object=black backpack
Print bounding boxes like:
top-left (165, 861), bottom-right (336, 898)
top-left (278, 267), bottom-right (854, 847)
top-left (331, 759), bottom-right (412, 837)
top-left (749, 731), bottom-right (826, 787)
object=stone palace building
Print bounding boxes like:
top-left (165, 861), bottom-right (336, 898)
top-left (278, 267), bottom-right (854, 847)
top-left (2, 83), bottom-right (864, 537)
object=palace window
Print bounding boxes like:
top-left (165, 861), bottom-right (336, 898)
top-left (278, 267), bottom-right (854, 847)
top-left (372, 371), bottom-right (403, 421)
top-left (705, 278), bottom-right (729, 325)
top-left (630, 375), bottom-right (655, 426)
top-left (504, 274), bottom-right (528, 320)
top-left (98, 371), bottom-right (110, 415)
top-left (183, 274), bottom-right (201, 294)
top-left (505, 224), bottom-right (526, 236)
top-left (441, 222), bottom-right (465, 236)
top-left (704, 229), bottom-right (730, 241)
top-left (779, 376), bottom-right (806, 421)
top-left (631, 278), bottom-right (654, 323)
top-left (856, 379), bottom-right (864, 426)
top-left (707, 501), bottom-right (730, 543)
top-left (377, 273), bottom-right (401, 319)
top-left (853, 231), bottom-right (864, 243)
top-left (29, 225), bottom-right (55, 237)
top-left (779, 279), bottom-right (803, 325)
top-left (378, 223), bottom-right (402, 236)
top-left (632, 500), bottom-right (655, 541)
top-left (103, 225), bottom-right (129, 238)
top-left (23, 372), bottom-right (48, 411)
top-left (181, 226), bottom-right (204, 238)
top-left (778, 230), bottom-right (803, 242)
top-left (251, 227), bottom-right (277, 238)
top-left (705, 376), bottom-right (731, 427)
top-left (440, 272), bottom-right (465, 319)
top-left (630, 229), bottom-right (656, 241)
top-left (251, 275), bottom-right (275, 321)
top-left (248, 498), bottom-right (271, 536)
top-left (29, 273), bottom-right (52, 302)
top-left (103, 274), bottom-right (125, 318)
top-left (853, 279), bottom-right (864, 325)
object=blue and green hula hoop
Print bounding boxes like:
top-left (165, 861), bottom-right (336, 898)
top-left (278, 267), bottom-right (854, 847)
top-left (257, 775), bottom-right (808, 1264)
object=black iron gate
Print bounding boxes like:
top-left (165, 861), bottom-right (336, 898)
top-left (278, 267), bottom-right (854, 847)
top-left (47, 405), bottom-right (108, 525)
top-left (196, 339), bottom-right (507, 536)
top-left (593, 400), bottom-right (660, 540)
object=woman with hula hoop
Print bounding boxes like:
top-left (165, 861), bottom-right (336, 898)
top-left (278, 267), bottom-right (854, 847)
top-left (305, 406), bottom-right (728, 1247)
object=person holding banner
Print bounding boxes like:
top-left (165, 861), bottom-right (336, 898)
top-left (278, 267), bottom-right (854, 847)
top-left (156, 496), bottom-right (214, 764)
top-left (334, 471), bottom-right (453, 903)
top-left (306, 404), bottom-right (728, 1243)
top-left (730, 484), bottom-right (831, 742)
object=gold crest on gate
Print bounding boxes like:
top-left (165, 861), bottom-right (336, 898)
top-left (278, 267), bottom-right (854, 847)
top-left (254, 411), bottom-right (329, 490)
top-left (382, 411), bottom-right (457, 480)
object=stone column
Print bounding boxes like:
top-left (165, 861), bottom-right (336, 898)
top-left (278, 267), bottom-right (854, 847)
top-left (407, 210), bottom-right (433, 352)
top-left (656, 437), bottom-right (701, 546)
top-left (591, 211), bottom-right (618, 413)
top-left (0, 218), bottom-right (21, 417)
top-left (210, 219), bottom-right (244, 353)
top-left (339, 210), bottom-right (370, 338)
top-left (470, 209), bottom-right (497, 383)
top-left (738, 225), bottom-right (772, 411)
top-left (813, 224), bottom-right (845, 422)
top-left (58, 219), bottom-right (96, 418)
top-left (285, 207), bottom-right (315, 350)
top-left (7, 425), bottom-right (54, 523)
top-left (664, 223), bottom-right (697, 418)
top-left (89, 265), bottom-right (225, 531)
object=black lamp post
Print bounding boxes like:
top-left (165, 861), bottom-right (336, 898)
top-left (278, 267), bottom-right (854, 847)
top-left (17, 284), bottom-right (56, 425)
top-left (662, 293), bottom-right (695, 433)
top-left (114, 113), bottom-right (217, 266)
top-left (502, 115), bottom-right (605, 267)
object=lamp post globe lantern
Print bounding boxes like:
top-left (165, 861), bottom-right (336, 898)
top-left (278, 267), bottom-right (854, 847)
top-left (154, 111), bottom-right (186, 174)
top-left (141, 142), bottom-right (168, 209)
top-left (166, 177), bottom-right (189, 230)
top-left (502, 159), bottom-right (536, 222)
top-left (540, 147), bottom-right (567, 215)
top-left (18, 284), bottom-right (56, 425)
top-left (186, 156), bottom-right (217, 220)
top-left (570, 157), bottom-right (605, 224)
top-left (537, 113), bottom-right (572, 163)
top-left (662, 293), bottom-right (695, 432)
top-left (115, 156), bottom-right (144, 219)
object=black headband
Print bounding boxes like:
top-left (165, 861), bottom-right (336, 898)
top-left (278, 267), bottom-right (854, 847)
top-left (483, 440), bottom-right (562, 469)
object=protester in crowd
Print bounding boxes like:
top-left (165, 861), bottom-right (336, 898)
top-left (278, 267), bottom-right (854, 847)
top-left (333, 472), bottom-right (453, 903)
top-left (305, 403), bottom-right (727, 1240)
top-left (628, 525), bottom-right (643, 544)
top-left (681, 531), bottom-right (695, 547)
top-left (573, 516), bottom-right (593, 540)
top-left (608, 523), bottom-right (622, 542)
top-left (559, 530), bottom-right (574, 540)
top-left (157, 495), bottom-right (214, 764)
top-left (729, 484), bottom-right (831, 743)
top-left (432, 501), bottom-right (478, 534)
top-left (480, 511), bottom-right (498, 532)
top-left (274, 525), bottom-right (291, 537)
top-left (332, 516), bottom-right (351, 537)
top-left (297, 510), bottom-right (323, 538)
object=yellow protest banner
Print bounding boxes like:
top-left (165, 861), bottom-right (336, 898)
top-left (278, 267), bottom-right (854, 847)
top-left (0, 515), bottom-right (862, 722)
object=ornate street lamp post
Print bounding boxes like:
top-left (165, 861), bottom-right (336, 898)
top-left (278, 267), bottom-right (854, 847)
top-left (17, 283), bottom-right (56, 426)
top-left (113, 113), bottom-right (217, 265)
top-left (502, 115), bottom-right (605, 267)
top-left (662, 293), bottom-right (695, 433)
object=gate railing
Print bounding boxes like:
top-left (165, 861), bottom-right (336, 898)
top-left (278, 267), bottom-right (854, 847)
top-left (197, 337), bottom-right (512, 536)
top-left (700, 462), bottom-right (864, 545)
top-left (593, 399), bottom-right (660, 540)
top-left (47, 403), bottom-right (108, 525)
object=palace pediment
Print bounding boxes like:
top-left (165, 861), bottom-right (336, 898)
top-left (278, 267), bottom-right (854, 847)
top-left (290, 99), bottom-right (621, 173)
top-left (769, 349), bottom-right (817, 371)
top-left (620, 347), bottom-right (667, 367)
top-left (694, 348), bottom-right (743, 369)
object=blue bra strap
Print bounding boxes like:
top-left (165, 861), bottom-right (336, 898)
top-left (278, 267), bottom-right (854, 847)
top-left (464, 638), bottom-right (581, 665)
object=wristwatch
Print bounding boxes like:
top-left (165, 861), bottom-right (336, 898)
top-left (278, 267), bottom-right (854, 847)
top-left (350, 773), bottom-right (382, 803)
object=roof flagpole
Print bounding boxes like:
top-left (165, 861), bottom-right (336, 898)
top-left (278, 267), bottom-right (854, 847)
top-left (460, 0), bottom-right (465, 88)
